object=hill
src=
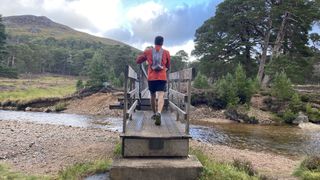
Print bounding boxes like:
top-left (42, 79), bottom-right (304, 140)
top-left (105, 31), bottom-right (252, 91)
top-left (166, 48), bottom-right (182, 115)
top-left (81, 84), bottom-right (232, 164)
top-left (0, 15), bottom-right (140, 78)
top-left (3, 15), bottom-right (128, 47)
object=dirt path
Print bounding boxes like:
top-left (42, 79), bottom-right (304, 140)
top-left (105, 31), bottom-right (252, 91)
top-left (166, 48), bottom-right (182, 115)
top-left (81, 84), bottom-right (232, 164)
top-left (65, 92), bottom-right (122, 116)
top-left (191, 140), bottom-right (301, 179)
top-left (0, 120), bottom-right (118, 175)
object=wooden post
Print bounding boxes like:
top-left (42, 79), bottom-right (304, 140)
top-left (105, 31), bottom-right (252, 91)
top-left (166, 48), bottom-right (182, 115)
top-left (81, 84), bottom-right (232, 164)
top-left (185, 79), bottom-right (191, 135)
top-left (123, 66), bottom-right (129, 133)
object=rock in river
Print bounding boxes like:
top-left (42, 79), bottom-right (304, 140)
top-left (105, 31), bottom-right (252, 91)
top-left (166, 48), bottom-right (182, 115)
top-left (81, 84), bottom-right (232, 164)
top-left (293, 112), bottom-right (309, 125)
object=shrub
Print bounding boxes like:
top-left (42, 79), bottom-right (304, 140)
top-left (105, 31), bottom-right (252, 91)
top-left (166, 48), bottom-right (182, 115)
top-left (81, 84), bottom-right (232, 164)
top-left (295, 156), bottom-right (320, 180)
top-left (306, 103), bottom-right (320, 123)
top-left (234, 64), bottom-right (257, 103)
top-left (54, 102), bottom-right (67, 112)
top-left (76, 80), bottom-right (84, 91)
top-left (271, 72), bottom-right (294, 101)
top-left (214, 73), bottom-right (239, 107)
top-left (214, 64), bottom-right (257, 107)
top-left (282, 109), bottom-right (297, 123)
top-left (232, 159), bottom-right (257, 176)
top-left (289, 93), bottom-right (303, 113)
top-left (0, 65), bottom-right (18, 79)
top-left (193, 73), bottom-right (210, 89)
top-left (301, 156), bottom-right (320, 172)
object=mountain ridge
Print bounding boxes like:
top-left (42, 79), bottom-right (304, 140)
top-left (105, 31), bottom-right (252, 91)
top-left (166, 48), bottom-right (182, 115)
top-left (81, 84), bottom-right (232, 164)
top-left (3, 15), bottom-right (135, 48)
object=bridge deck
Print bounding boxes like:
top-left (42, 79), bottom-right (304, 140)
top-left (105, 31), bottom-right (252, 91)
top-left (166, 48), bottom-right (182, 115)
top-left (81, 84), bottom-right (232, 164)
top-left (123, 111), bottom-right (189, 138)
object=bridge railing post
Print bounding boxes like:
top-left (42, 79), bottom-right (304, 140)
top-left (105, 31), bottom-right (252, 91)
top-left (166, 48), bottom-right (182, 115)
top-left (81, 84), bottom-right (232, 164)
top-left (123, 66), bottom-right (129, 133)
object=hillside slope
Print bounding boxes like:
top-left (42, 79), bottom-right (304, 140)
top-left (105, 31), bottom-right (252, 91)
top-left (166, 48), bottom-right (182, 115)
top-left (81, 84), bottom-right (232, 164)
top-left (3, 15), bottom-right (130, 47)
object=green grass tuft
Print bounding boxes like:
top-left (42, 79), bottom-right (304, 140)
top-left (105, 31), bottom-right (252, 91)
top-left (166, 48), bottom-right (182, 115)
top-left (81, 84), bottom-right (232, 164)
top-left (113, 142), bottom-right (122, 158)
top-left (190, 148), bottom-right (259, 180)
top-left (57, 159), bottom-right (112, 180)
top-left (294, 156), bottom-right (320, 180)
top-left (0, 163), bottom-right (50, 180)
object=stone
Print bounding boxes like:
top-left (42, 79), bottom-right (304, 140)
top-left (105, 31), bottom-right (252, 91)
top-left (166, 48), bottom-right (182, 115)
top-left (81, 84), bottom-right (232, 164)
top-left (293, 112), bottom-right (309, 125)
top-left (25, 107), bottom-right (32, 111)
top-left (43, 108), bottom-right (52, 113)
top-left (110, 155), bottom-right (203, 180)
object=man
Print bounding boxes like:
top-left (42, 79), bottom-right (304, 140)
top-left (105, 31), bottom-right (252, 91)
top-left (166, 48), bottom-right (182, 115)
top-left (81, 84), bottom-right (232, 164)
top-left (136, 36), bottom-right (170, 126)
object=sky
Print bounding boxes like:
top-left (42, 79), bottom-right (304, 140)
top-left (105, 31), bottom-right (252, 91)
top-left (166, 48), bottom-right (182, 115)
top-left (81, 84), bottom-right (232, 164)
top-left (0, 0), bottom-right (223, 58)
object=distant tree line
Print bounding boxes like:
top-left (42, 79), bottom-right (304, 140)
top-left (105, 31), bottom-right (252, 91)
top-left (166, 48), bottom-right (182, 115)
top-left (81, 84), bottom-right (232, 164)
top-left (193, 0), bottom-right (320, 85)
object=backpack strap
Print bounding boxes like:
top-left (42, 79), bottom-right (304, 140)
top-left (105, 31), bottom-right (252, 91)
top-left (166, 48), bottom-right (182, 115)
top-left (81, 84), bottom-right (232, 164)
top-left (152, 47), bottom-right (164, 66)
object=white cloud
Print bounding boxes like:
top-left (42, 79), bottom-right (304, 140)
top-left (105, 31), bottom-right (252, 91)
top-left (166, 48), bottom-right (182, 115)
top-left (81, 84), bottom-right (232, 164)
top-left (69, 0), bottom-right (123, 31)
top-left (127, 1), bottom-right (166, 22)
top-left (166, 40), bottom-right (196, 61)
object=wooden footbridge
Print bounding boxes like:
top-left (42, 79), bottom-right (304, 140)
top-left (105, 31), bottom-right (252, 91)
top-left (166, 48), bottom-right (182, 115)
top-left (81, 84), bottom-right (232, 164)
top-left (110, 65), bottom-right (202, 180)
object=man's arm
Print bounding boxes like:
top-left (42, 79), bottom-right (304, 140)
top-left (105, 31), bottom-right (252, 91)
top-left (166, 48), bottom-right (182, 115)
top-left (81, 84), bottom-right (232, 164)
top-left (136, 51), bottom-right (147, 64)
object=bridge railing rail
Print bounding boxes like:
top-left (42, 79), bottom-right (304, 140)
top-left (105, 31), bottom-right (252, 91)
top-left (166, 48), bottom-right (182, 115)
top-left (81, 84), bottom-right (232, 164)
top-left (122, 65), bottom-right (139, 133)
top-left (168, 68), bottom-right (193, 134)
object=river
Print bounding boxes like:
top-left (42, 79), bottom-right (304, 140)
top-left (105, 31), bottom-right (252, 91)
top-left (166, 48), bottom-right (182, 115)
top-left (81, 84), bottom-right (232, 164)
top-left (0, 110), bottom-right (319, 157)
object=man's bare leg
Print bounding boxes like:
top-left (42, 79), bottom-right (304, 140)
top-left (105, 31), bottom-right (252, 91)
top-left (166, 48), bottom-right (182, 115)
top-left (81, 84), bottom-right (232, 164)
top-left (150, 92), bottom-right (156, 114)
top-left (157, 91), bottom-right (165, 113)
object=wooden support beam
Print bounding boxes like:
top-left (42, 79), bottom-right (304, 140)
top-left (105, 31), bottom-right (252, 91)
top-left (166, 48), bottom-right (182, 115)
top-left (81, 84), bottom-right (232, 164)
top-left (140, 87), bottom-right (148, 98)
top-left (169, 101), bottom-right (187, 120)
top-left (126, 100), bottom-right (138, 119)
top-left (127, 87), bottom-right (138, 98)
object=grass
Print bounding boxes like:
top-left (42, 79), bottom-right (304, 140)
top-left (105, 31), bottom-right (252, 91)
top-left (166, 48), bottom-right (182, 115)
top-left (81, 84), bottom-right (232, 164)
top-left (0, 159), bottom-right (112, 180)
top-left (57, 159), bottom-right (112, 180)
top-left (294, 156), bottom-right (320, 180)
top-left (190, 148), bottom-right (259, 180)
top-left (0, 75), bottom-right (77, 101)
top-left (0, 163), bottom-right (50, 180)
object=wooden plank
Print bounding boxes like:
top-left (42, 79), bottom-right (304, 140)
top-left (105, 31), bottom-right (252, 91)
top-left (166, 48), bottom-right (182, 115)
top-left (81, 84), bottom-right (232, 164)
top-left (140, 87), bottom-right (148, 98)
top-left (169, 88), bottom-right (187, 102)
top-left (127, 87), bottom-right (138, 98)
top-left (169, 68), bottom-right (193, 81)
top-left (128, 66), bottom-right (138, 80)
top-left (169, 101), bottom-right (187, 120)
top-left (126, 100), bottom-right (138, 119)
top-left (124, 111), bottom-right (188, 138)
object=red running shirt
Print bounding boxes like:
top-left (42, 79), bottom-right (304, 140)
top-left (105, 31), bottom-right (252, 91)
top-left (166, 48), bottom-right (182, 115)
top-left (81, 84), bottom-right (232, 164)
top-left (136, 45), bottom-right (170, 81)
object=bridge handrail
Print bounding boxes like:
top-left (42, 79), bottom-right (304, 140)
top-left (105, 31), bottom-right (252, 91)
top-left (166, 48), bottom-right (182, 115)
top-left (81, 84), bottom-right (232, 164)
top-left (168, 68), bottom-right (193, 134)
top-left (123, 65), bottom-right (139, 133)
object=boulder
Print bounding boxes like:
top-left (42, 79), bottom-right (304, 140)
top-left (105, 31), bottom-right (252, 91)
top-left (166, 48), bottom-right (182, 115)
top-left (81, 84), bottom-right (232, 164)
top-left (293, 112), bottom-right (309, 125)
top-left (25, 107), bottom-right (32, 111)
top-left (43, 108), bottom-right (52, 113)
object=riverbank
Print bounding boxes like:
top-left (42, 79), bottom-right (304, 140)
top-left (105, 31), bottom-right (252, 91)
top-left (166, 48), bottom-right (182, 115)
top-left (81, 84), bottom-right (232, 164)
top-left (0, 119), bottom-right (301, 179)
top-left (0, 120), bottom-right (118, 176)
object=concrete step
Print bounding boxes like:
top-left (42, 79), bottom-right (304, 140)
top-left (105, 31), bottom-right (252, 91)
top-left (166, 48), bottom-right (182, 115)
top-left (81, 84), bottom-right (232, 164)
top-left (110, 155), bottom-right (203, 180)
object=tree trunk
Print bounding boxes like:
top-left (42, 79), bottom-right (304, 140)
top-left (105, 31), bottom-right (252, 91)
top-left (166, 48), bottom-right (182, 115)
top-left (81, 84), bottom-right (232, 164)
top-left (261, 11), bottom-right (290, 87)
top-left (258, 17), bottom-right (272, 84)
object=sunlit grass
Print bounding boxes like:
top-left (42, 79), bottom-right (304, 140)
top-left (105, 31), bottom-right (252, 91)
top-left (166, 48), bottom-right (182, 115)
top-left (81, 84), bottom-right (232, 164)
top-left (57, 159), bottom-right (112, 180)
top-left (190, 148), bottom-right (259, 180)
top-left (0, 163), bottom-right (50, 180)
top-left (0, 75), bottom-right (77, 101)
top-left (0, 86), bottom-right (76, 101)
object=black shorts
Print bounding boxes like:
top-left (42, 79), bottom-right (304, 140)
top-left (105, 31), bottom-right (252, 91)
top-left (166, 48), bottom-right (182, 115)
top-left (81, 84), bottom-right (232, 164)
top-left (148, 80), bottom-right (167, 94)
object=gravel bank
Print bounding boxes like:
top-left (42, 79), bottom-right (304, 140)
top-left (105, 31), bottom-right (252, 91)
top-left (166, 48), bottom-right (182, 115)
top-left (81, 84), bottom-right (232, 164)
top-left (0, 120), bottom-right (118, 176)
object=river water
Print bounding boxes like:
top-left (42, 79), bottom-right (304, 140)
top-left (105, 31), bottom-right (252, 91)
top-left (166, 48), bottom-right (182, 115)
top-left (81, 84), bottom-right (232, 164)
top-left (0, 110), bottom-right (319, 157)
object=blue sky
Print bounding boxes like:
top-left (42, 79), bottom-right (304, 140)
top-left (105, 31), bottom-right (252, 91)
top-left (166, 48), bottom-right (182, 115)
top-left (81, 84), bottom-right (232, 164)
top-left (0, 0), bottom-right (223, 56)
